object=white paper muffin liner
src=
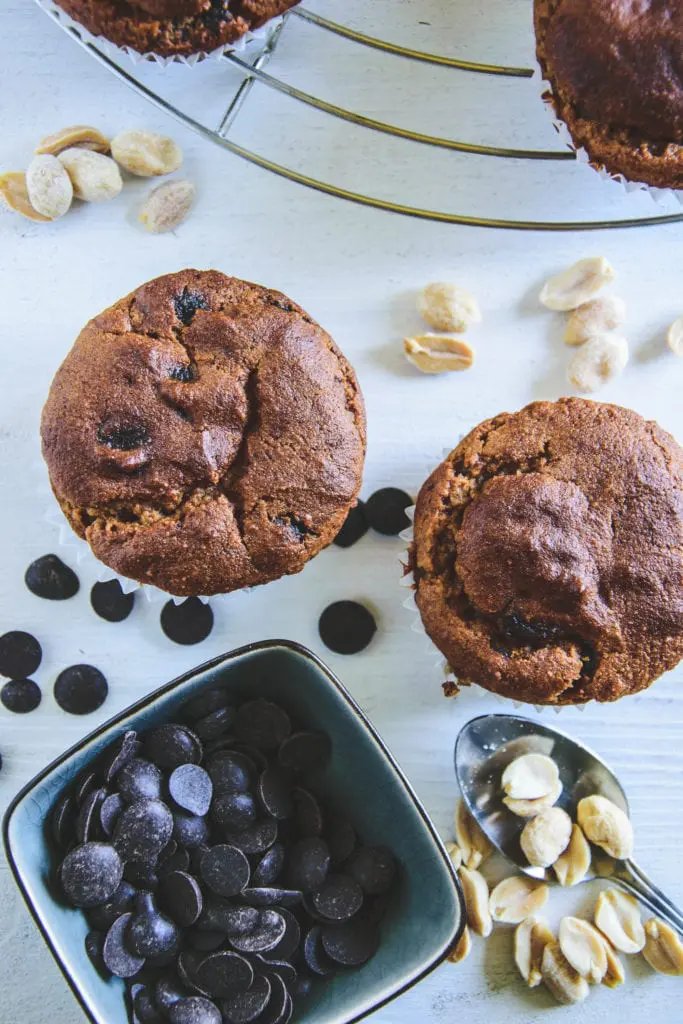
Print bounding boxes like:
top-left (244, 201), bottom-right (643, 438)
top-left (37, 0), bottom-right (284, 69)
top-left (533, 67), bottom-right (683, 209)
top-left (399, 444), bottom-right (588, 715)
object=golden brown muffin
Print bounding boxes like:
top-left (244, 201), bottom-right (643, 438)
top-left (411, 399), bottom-right (683, 705)
top-left (534, 0), bottom-right (683, 190)
top-left (41, 270), bottom-right (366, 596)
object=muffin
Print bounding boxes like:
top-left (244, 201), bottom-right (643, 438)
top-left (411, 399), bottom-right (683, 706)
top-left (534, 0), bottom-right (683, 190)
top-left (54, 0), bottom-right (300, 58)
top-left (41, 270), bottom-right (366, 596)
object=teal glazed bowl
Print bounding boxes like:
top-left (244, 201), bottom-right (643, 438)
top-left (3, 640), bottom-right (464, 1024)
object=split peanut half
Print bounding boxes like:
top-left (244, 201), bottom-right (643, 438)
top-left (458, 865), bottom-right (492, 937)
top-left (541, 941), bottom-right (590, 1004)
top-left (558, 916), bottom-right (608, 983)
top-left (577, 795), bottom-right (633, 860)
top-left (454, 799), bottom-right (494, 870)
top-left (418, 282), bottom-right (481, 332)
top-left (501, 753), bottom-right (560, 801)
top-left (594, 889), bottom-right (645, 954)
top-left (540, 257), bottom-right (616, 311)
top-left (514, 915), bottom-right (554, 988)
top-left (641, 918), bottom-right (683, 976)
top-left (553, 824), bottom-right (591, 887)
top-left (489, 875), bottom-right (549, 924)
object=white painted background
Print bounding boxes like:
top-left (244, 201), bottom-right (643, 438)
top-left (0, 1), bottom-right (681, 1021)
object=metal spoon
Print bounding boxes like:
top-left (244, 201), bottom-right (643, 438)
top-left (455, 713), bottom-right (683, 934)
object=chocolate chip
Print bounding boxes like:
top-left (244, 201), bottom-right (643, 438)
top-left (127, 891), bottom-right (181, 958)
top-left (144, 723), bottom-right (202, 769)
top-left (197, 900), bottom-right (258, 937)
top-left (346, 845), bottom-right (397, 895)
top-left (193, 706), bottom-right (236, 742)
top-left (169, 764), bottom-right (213, 817)
top-left (318, 601), bottom-right (377, 655)
top-left (102, 730), bottom-right (140, 783)
top-left (252, 843), bottom-right (284, 887)
top-left (1, 678), bottom-right (41, 713)
top-left (0, 630), bottom-right (42, 677)
top-left (302, 925), bottom-right (336, 978)
top-left (159, 870), bottom-right (203, 927)
top-left (234, 700), bottom-right (291, 750)
top-left (333, 502), bottom-right (369, 548)
top-left (113, 799), bottom-right (174, 862)
top-left (159, 842), bottom-right (191, 876)
top-left (498, 613), bottom-right (562, 646)
top-left (220, 972), bottom-right (271, 1023)
top-left (161, 599), bottom-right (214, 646)
top-left (25, 554), bottom-right (79, 600)
top-left (181, 687), bottom-right (232, 723)
top-left (365, 487), bottom-right (413, 535)
top-left (90, 580), bottom-right (135, 622)
top-left (292, 787), bottom-right (323, 838)
top-left (156, 974), bottom-right (190, 1014)
top-left (267, 907), bottom-right (300, 962)
top-left (286, 838), bottom-right (330, 892)
top-left (98, 422), bottom-right (149, 451)
top-left (277, 731), bottom-right (331, 774)
top-left (51, 792), bottom-right (77, 849)
top-left (173, 810), bottom-right (210, 849)
top-left (133, 985), bottom-right (163, 1023)
top-left (76, 786), bottom-right (107, 843)
top-left (229, 909), bottom-right (286, 953)
top-left (54, 664), bottom-right (108, 715)
top-left (211, 791), bottom-right (257, 833)
top-left (86, 880), bottom-right (136, 931)
top-left (169, 996), bottom-right (222, 1024)
top-left (85, 929), bottom-right (108, 978)
top-left (257, 767), bottom-right (293, 820)
top-left (324, 817), bottom-right (356, 865)
top-left (187, 929), bottom-right (228, 952)
top-left (60, 842), bottom-right (123, 907)
top-left (124, 858), bottom-right (159, 889)
top-left (311, 873), bottom-right (363, 921)
top-left (230, 744), bottom-right (268, 773)
top-left (118, 758), bottom-right (164, 802)
top-left (103, 912), bottom-right (146, 978)
top-left (241, 888), bottom-right (302, 908)
top-left (258, 972), bottom-right (290, 1024)
top-left (321, 918), bottom-right (379, 966)
top-left (169, 364), bottom-right (196, 383)
top-left (195, 950), bottom-right (254, 997)
top-left (257, 956), bottom-right (297, 989)
top-left (206, 752), bottom-right (252, 794)
top-left (226, 818), bottom-right (278, 855)
top-left (174, 288), bottom-right (210, 326)
top-left (200, 844), bottom-right (250, 898)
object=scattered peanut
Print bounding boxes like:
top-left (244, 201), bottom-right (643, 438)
top-left (541, 941), bottom-right (590, 1004)
top-left (503, 778), bottom-right (562, 818)
top-left (667, 316), bottom-right (683, 356)
top-left (564, 295), bottom-right (626, 346)
top-left (111, 129), bottom-right (183, 177)
top-left (58, 148), bottom-right (123, 202)
top-left (514, 915), bottom-right (554, 988)
top-left (577, 794), bottom-right (633, 860)
top-left (540, 257), bottom-right (616, 311)
top-left (0, 171), bottom-right (50, 222)
top-left (600, 936), bottom-right (625, 988)
top-left (35, 125), bottom-right (110, 156)
top-left (559, 916), bottom-right (608, 983)
top-left (502, 753), bottom-right (560, 801)
top-left (641, 918), bottom-right (683, 976)
top-left (25, 154), bottom-right (73, 220)
top-left (139, 179), bottom-right (195, 233)
top-left (446, 925), bottom-right (472, 964)
top-left (553, 824), bottom-right (591, 887)
top-left (567, 333), bottom-right (629, 392)
top-left (520, 806), bottom-right (572, 868)
top-left (445, 841), bottom-right (463, 872)
top-left (594, 889), bottom-right (645, 954)
top-left (454, 799), bottom-right (494, 870)
top-left (418, 282), bottom-right (481, 332)
top-left (489, 875), bottom-right (549, 924)
top-left (458, 865), bottom-right (492, 937)
top-left (404, 334), bottom-right (474, 373)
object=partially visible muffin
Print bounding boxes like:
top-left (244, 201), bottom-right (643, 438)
top-left (411, 399), bottom-right (683, 705)
top-left (55, 0), bottom-right (300, 58)
top-left (41, 270), bottom-right (366, 596)
top-left (534, 0), bottom-right (683, 190)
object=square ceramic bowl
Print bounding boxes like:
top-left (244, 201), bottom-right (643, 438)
top-left (4, 639), bottom-right (464, 1024)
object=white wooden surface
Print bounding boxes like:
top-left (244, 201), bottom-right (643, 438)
top-left (0, 1), bottom-right (681, 1022)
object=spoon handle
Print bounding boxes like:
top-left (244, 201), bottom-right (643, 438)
top-left (612, 860), bottom-right (683, 935)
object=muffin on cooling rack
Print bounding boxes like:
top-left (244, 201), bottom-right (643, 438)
top-left (410, 398), bottom-right (683, 706)
top-left (54, 0), bottom-right (300, 58)
top-left (41, 270), bottom-right (366, 596)
top-left (534, 0), bottom-right (682, 190)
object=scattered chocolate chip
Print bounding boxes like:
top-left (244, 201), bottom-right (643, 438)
top-left (173, 810), bottom-right (210, 849)
top-left (226, 818), bottom-right (278, 855)
top-left (292, 787), bottom-right (323, 837)
top-left (325, 817), bottom-right (356, 865)
top-left (60, 842), bottom-right (123, 907)
top-left (220, 972), bottom-right (271, 1023)
top-left (303, 925), bottom-right (337, 978)
top-left (187, 929), bottom-right (228, 953)
top-left (103, 913), bottom-right (146, 978)
top-left (347, 845), bottom-right (397, 894)
top-left (206, 751), bottom-right (252, 794)
top-left (241, 887), bottom-right (302, 908)
top-left (85, 929), bottom-right (108, 978)
top-left (145, 724), bottom-right (202, 770)
top-left (321, 918), bottom-right (379, 966)
top-left (318, 601), bottom-right (377, 655)
top-left (211, 791), bottom-right (257, 833)
top-left (365, 487), bottom-right (413, 536)
top-left (311, 873), bottom-right (363, 921)
top-left (159, 842), bottom-right (191, 876)
top-left (159, 870), bottom-right (203, 927)
top-left (124, 858), bottom-right (159, 889)
top-left (277, 731), bottom-right (331, 774)
top-left (286, 838), bottom-right (330, 893)
top-left (118, 758), bottom-right (164, 802)
top-left (257, 767), bottom-right (293, 820)
top-left (234, 700), bottom-right (291, 750)
top-left (75, 769), bottom-right (99, 806)
top-left (76, 786), bottom-right (107, 843)
top-left (200, 844), bottom-right (250, 898)
top-left (252, 842), bottom-right (285, 887)
top-left (257, 956), bottom-right (297, 988)
top-left (86, 880), bottom-right (136, 931)
top-left (156, 974), bottom-right (190, 1014)
top-left (169, 996), bottom-right (222, 1024)
top-left (51, 792), bottom-right (77, 849)
top-left (103, 731), bottom-right (140, 783)
top-left (0, 630), bottom-right (42, 677)
top-left (127, 891), bottom-right (181, 958)
top-left (229, 909), bottom-right (286, 953)
top-left (161, 599), bottom-right (214, 646)
top-left (133, 985), bottom-right (163, 1023)
top-left (1, 678), bottom-right (41, 713)
top-left (267, 907), bottom-right (301, 962)
top-left (54, 664), bottom-right (108, 715)
top-left (113, 799), bottom-right (174, 862)
top-left (195, 950), bottom-right (254, 998)
top-left (258, 972), bottom-right (290, 1024)
top-left (333, 502), bottom-right (369, 548)
top-left (193, 706), bottom-right (236, 743)
top-left (198, 900), bottom-right (258, 937)
top-left (231, 744), bottom-right (267, 773)
top-left (91, 580), bottom-right (136, 622)
top-left (181, 687), bottom-right (232, 723)
top-left (169, 764), bottom-right (213, 817)
top-left (25, 554), bottom-right (79, 600)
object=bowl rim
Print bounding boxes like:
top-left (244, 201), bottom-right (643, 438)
top-left (3, 637), bottom-right (465, 1024)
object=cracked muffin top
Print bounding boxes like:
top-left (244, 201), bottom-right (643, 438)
top-left (41, 270), bottom-right (366, 596)
top-left (411, 399), bottom-right (683, 706)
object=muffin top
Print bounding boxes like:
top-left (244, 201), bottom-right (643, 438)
top-left (411, 399), bottom-right (683, 705)
top-left (41, 270), bottom-right (366, 596)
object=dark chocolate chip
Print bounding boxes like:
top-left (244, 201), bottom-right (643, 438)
top-left (193, 706), bottom-right (236, 742)
top-left (200, 844), bottom-right (250, 898)
top-left (302, 925), bottom-right (337, 978)
top-left (292, 787), bottom-right (323, 838)
top-left (86, 880), bottom-right (136, 931)
top-left (60, 842), bottom-right (123, 907)
top-left (364, 487), bottom-right (413, 536)
top-left (240, 888), bottom-right (302, 908)
top-left (54, 664), bottom-right (108, 715)
top-left (267, 907), bottom-right (300, 962)
top-left (498, 613), bottom-right (563, 645)
top-left (144, 724), bottom-right (202, 769)
top-left (1, 678), bottom-right (41, 713)
top-left (187, 929), bottom-right (228, 952)
top-left (103, 912), bottom-right (146, 978)
top-left (118, 758), bottom-right (164, 802)
top-left (98, 422), bottom-right (149, 451)
top-left (173, 810), bottom-right (210, 849)
top-left (286, 838), bottom-right (330, 892)
top-left (206, 752), bottom-right (252, 794)
top-left (169, 996), bottom-right (222, 1024)
top-left (76, 786), bottom-right (107, 844)
top-left (318, 601), bottom-right (376, 655)
top-left (169, 364), bottom-right (195, 383)
top-left (211, 791), bottom-right (257, 833)
top-left (85, 929), bottom-right (108, 978)
top-left (311, 873), bottom-right (363, 921)
top-left (197, 900), bottom-right (258, 937)
top-left (0, 630), bottom-right (42, 677)
top-left (257, 767), bottom-right (292, 820)
top-left (257, 972), bottom-right (291, 1024)
top-left (159, 870), bottom-right (203, 927)
top-left (124, 859), bottom-right (159, 889)
top-left (161, 599), bottom-right (214, 646)
top-left (181, 687), bottom-right (232, 723)
top-left (252, 843), bottom-right (284, 887)
top-left (194, 950), bottom-right (254, 997)
top-left (127, 892), bottom-right (181, 958)
top-left (333, 501), bottom-right (369, 548)
top-left (159, 842), bottom-right (192, 875)
top-left (133, 985), bottom-right (163, 1023)
top-left (234, 700), bottom-right (291, 750)
top-left (51, 792), bottom-right (77, 849)
top-left (173, 288), bottom-right (210, 326)
top-left (325, 817), bottom-right (356, 865)
top-left (321, 918), bottom-right (379, 966)
top-left (25, 554), bottom-right (79, 600)
top-left (225, 818), bottom-right (278, 855)
top-left (347, 845), bottom-right (397, 895)
top-left (90, 580), bottom-right (135, 622)
top-left (169, 764), bottom-right (213, 817)
top-left (220, 972), bottom-right (271, 1023)
top-left (277, 731), bottom-right (331, 775)
top-left (74, 769), bottom-right (99, 806)
top-left (256, 957), bottom-right (296, 988)
top-left (156, 974), bottom-right (191, 1014)
top-left (102, 730), bottom-right (140, 783)
top-left (230, 745), bottom-right (267, 773)
top-left (228, 909), bottom-right (286, 953)
top-left (113, 799), bottom-right (174, 862)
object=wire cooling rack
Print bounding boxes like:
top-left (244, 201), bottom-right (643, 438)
top-left (35, 0), bottom-right (683, 232)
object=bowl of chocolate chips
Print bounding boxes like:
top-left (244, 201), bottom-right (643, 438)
top-left (4, 640), bottom-right (464, 1024)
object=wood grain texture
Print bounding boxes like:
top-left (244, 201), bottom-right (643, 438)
top-left (0, 0), bottom-right (681, 1021)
